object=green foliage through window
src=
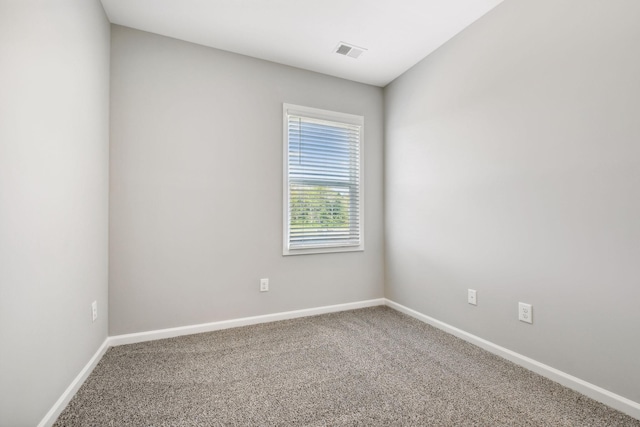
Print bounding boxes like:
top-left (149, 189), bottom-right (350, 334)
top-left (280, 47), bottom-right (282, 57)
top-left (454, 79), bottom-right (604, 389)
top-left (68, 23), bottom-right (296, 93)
top-left (290, 185), bottom-right (350, 230)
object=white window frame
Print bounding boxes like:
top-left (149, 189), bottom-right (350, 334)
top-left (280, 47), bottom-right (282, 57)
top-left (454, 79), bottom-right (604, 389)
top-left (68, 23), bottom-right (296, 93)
top-left (283, 103), bottom-right (364, 256)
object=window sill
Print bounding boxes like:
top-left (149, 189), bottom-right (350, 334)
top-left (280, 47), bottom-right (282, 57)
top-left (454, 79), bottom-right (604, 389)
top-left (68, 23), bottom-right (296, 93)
top-left (283, 245), bottom-right (364, 256)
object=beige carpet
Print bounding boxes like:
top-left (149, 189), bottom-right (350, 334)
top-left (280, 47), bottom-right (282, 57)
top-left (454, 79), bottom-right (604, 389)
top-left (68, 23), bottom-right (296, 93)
top-left (55, 307), bottom-right (640, 426)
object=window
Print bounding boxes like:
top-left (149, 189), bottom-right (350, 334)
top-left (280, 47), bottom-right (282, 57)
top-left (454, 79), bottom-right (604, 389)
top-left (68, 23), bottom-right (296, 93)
top-left (283, 104), bottom-right (364, 255)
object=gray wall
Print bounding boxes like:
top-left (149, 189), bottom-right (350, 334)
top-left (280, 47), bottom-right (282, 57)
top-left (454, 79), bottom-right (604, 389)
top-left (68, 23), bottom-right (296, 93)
top-left (385, 0), bottom-right (640, 403)
top-left (0, 1), bottom-right (110, 426)
top-left (109, 26), bottom-right (384, 335)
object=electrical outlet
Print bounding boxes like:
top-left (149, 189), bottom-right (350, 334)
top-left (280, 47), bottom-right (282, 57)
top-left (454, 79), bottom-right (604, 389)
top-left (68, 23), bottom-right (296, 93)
top-left (468, 289), bottom-right (477, 305)
top-left (260, 278), bottom-right (269, 292)
top-left (518, 302), bottom-right (532, 324)
top-left (91, 301), bottom-right (98, 322)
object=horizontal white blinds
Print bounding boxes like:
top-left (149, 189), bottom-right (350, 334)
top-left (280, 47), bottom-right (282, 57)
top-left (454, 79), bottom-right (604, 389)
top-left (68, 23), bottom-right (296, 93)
top-left (287, 114), bottom-right (361, 250)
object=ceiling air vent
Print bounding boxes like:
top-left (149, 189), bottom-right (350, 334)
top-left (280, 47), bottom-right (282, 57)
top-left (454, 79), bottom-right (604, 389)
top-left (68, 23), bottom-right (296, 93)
top-left (334, 42), bottom-right (367, 59)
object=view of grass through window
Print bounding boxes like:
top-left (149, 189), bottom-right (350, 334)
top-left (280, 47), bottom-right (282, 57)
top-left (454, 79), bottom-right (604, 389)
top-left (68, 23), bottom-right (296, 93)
top-left (290, 185), bottom-right (351, 231)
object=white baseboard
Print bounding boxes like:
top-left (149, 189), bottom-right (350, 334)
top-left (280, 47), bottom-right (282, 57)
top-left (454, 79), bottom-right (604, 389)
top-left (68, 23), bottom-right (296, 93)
top-left (40, 298), bottom-right (637, 425)
top-left (109, 298), bottom-right (386, 346)
top-left (37, 338), bottom-right (110, 427)
top-left (384, 299), bottom-right (640, 421)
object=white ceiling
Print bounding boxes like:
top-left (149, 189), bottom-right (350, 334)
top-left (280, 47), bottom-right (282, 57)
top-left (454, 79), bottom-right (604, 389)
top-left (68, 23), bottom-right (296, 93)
top-left (100, 0), bottom-right (504, 87)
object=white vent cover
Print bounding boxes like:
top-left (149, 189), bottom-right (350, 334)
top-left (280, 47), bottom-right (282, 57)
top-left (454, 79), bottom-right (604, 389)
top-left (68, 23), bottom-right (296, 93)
top-left (334, 42), bottom-right (367, 59)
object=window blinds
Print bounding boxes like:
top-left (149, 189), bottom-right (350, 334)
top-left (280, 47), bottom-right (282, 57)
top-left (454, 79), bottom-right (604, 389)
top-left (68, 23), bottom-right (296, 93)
top-left (286, 113), bottom-right (362, 251)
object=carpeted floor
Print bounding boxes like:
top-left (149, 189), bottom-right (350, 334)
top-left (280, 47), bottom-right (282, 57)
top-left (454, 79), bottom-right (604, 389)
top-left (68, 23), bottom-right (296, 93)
top-left (55, 307), bottom-right (640, 426)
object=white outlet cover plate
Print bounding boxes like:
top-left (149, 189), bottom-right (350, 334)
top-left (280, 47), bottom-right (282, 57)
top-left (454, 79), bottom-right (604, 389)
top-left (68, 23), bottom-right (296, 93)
top-left (519, 302), bottom-right (532, 324)
top-left (260, 278), bottom-right (269, 292)
top-left (468, 289), bottom-right (477, 305)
